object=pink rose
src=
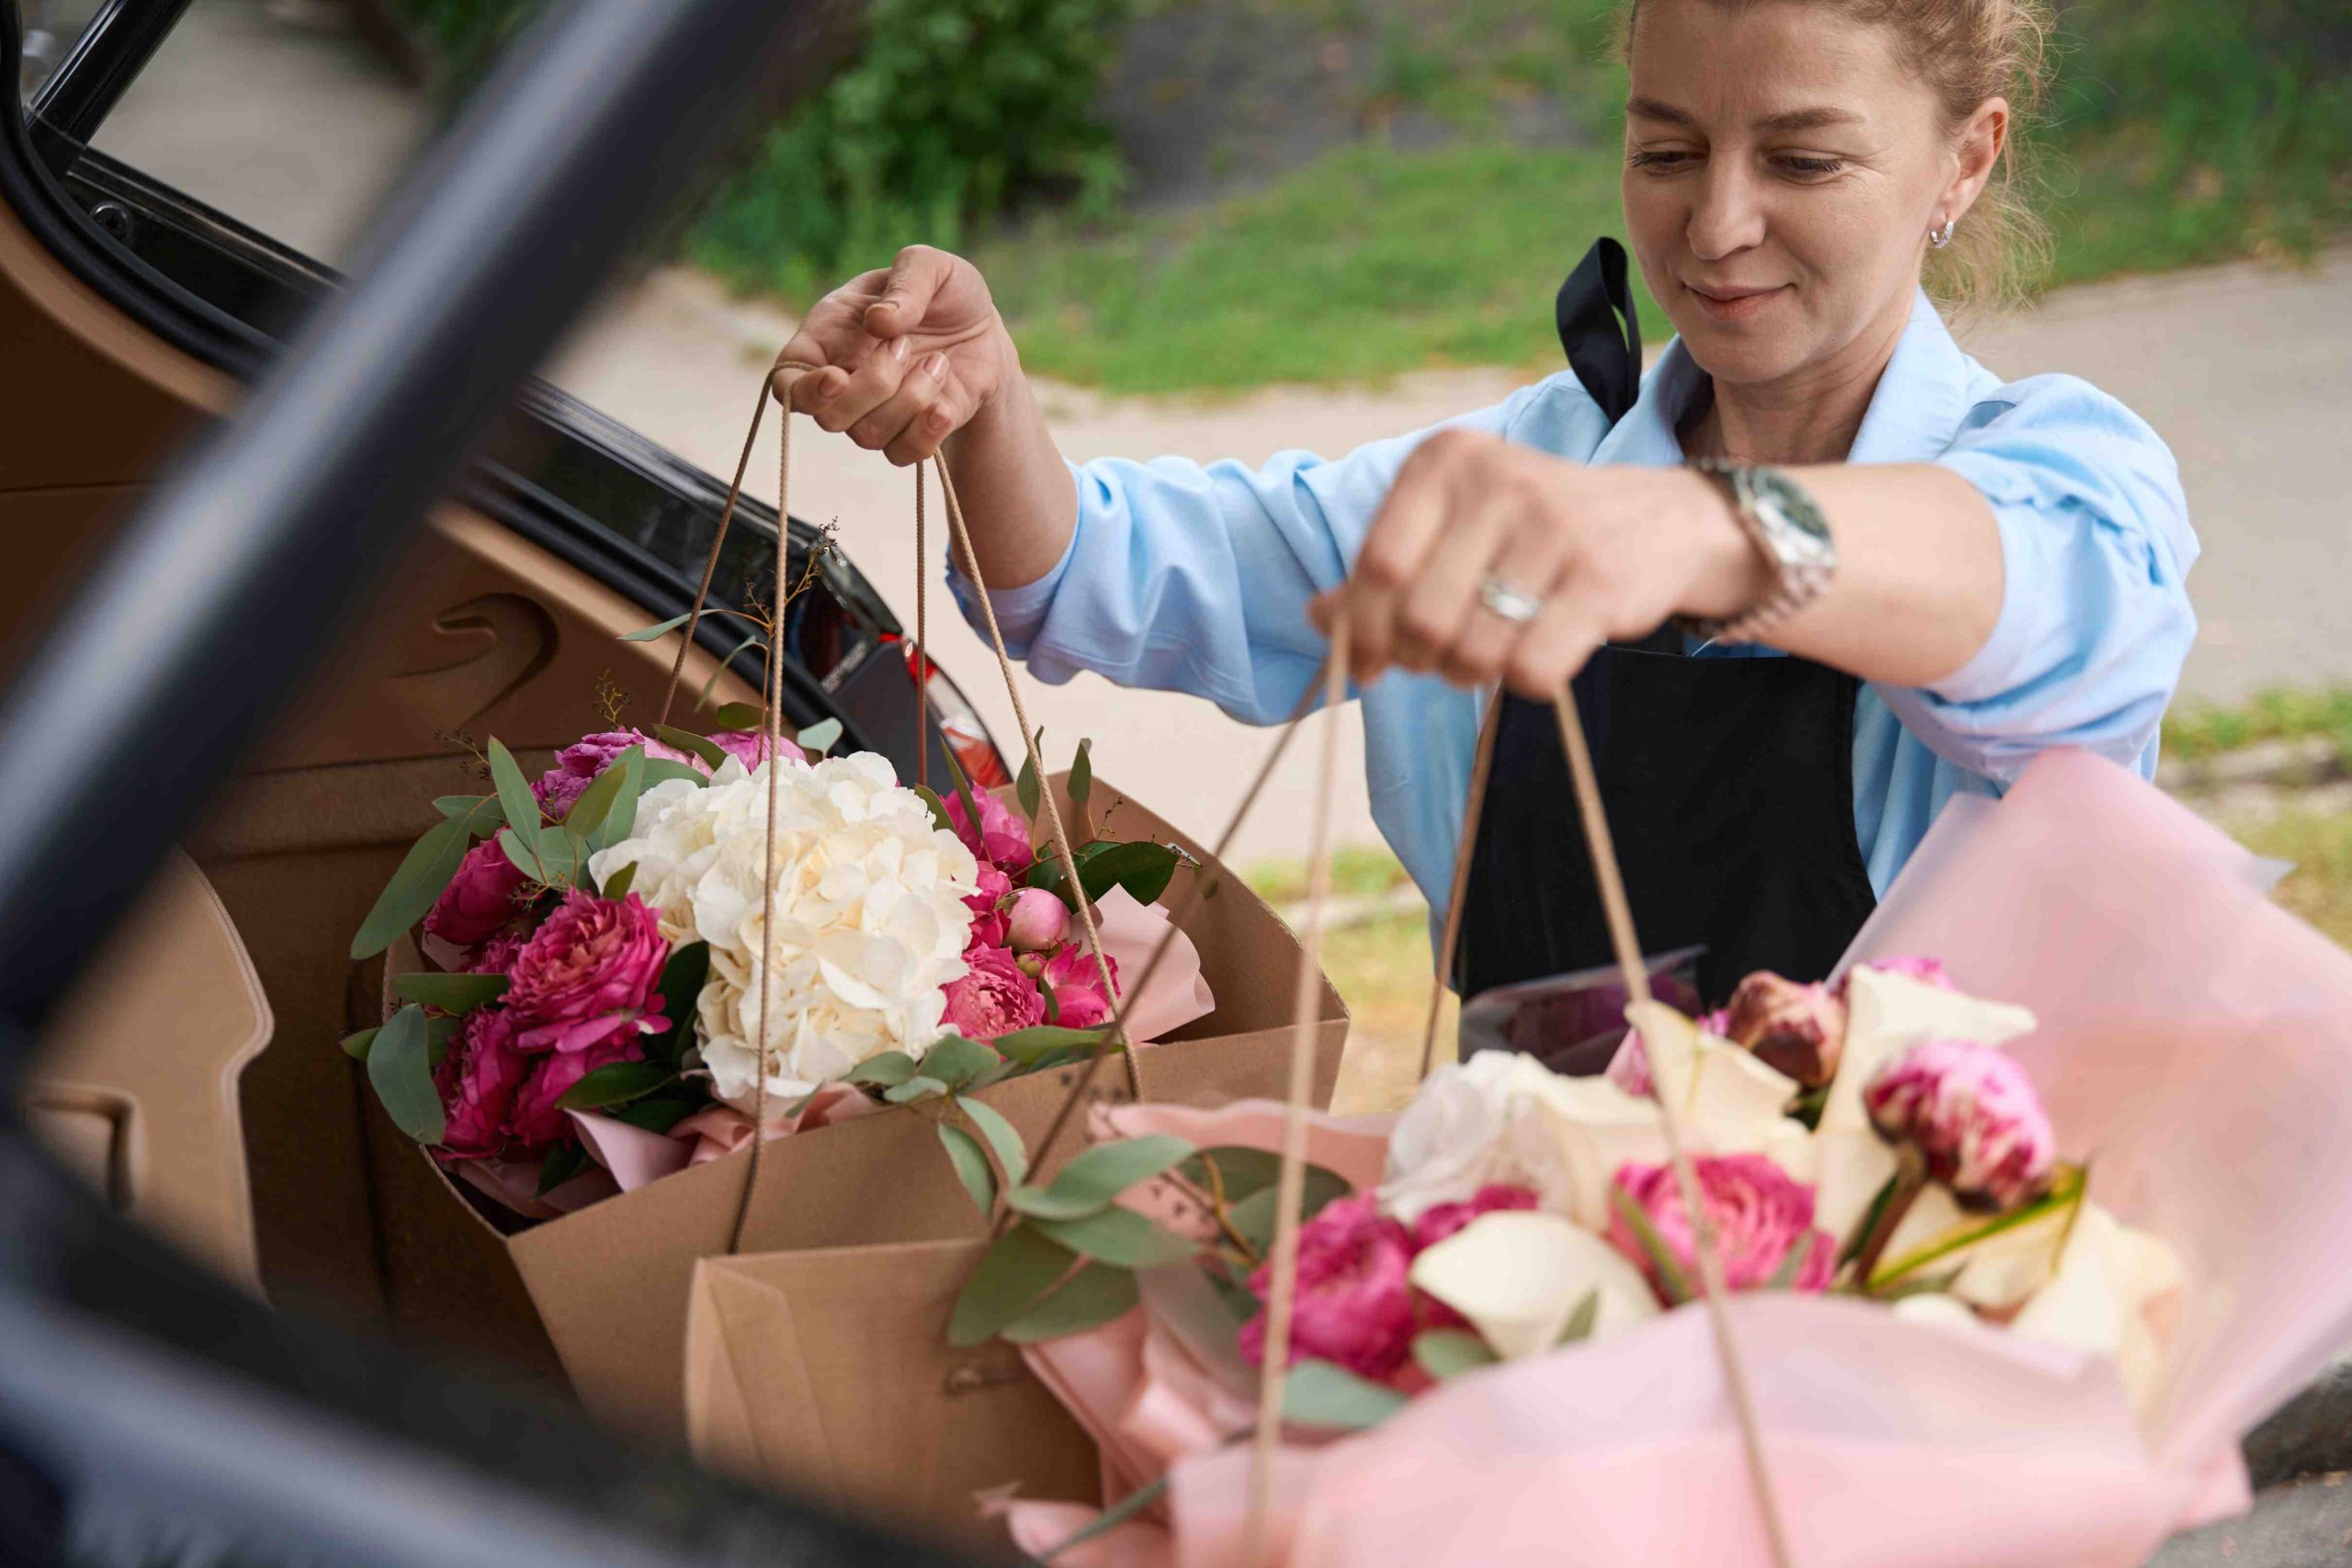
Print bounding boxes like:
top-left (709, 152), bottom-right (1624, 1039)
top-left (942, 946), bottom-right (1046, 1041)
top-left (1863, 1037), bottom-right (2056, 1210)
top-left (1849, 955), bottom-right (1953, 993)
top-left (967, 863), bottom-right (1014, 949)
top-left (1042, 943), bottom-right (1119, 1030)
top-left (707, 729), bottom-right (806, 773)
top-left (1607, 1154), bottom-right (1835, 1295)
top-left (508, 1032), bottom-right (645, 1150)
top-left (1005, 887), bottom-right (1071, 953)
top-left (532, 729), bottom-right (699, 818)
top-left (424, 838), bottom-right (530, 948)
top-left (1411, 1183), bottom-right (1540, 1252)
top-left (1238, 1195), bottom-right (1419, 1382)
top-left (434, 1008), bottom-right (530, 1161)
top-left (502, 890), bottom-right (671, 1055)
top-left (945, 787), bottom-right (1035, 874)
top-left (1722, 972), bottom-right (1847, 1088)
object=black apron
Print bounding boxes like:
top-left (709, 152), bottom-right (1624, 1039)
top-left (1453, 240), bottom-right (1878, 1012)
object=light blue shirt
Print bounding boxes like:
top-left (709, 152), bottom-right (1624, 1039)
top-left (953, 291), bottom-right (2199, 915)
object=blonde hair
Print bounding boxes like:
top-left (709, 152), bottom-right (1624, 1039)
top-left (1625, 0), bottom-right (2054, 311)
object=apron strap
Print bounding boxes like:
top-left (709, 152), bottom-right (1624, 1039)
top-left (1555, 237), bottom-right (1643, 424)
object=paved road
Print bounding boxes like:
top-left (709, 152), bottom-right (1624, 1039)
top-left (96, 0), bottom-right (2352, 868)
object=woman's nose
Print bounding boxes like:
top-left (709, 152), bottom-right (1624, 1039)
top-left (1686, 164), bottom-right (1767, 262)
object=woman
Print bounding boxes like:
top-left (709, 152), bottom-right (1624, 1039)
top-left (775, 0), bottom-right (2197, 1002)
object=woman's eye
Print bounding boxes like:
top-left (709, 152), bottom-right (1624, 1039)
top-left (1776, 155), bottom-right (1847, 178)
top-left (1628, 149), bottom-right (1698, 172)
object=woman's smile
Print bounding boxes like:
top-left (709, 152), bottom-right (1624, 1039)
top-left (1683, 281), bottom-right (1792, 323)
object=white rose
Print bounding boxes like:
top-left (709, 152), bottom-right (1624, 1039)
top-left (1380, 1050), bottom-right (1584, 1222)
top-left (587, 752), bottom-right (978, 1105)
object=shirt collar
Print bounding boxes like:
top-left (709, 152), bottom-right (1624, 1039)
top-left (1589, 288), bottom-right (1974, 468)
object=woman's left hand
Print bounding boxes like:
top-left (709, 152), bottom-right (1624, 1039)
top-left (1308, 429), bottom-right (1769, 697)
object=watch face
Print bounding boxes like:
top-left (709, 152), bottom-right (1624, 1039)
top-left (1748, 469), bottom-right (1837, 569)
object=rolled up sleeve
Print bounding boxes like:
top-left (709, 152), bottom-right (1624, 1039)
top-left (948, 387), bottom-right (1546, 726)
top-left (1878, 374), bottom-right (2199, 784)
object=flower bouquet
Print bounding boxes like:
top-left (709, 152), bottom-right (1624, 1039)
top-left (925, 750), bottom-right (2352, 1568)
top-left (350, 710), bottom-right (1348, 1436)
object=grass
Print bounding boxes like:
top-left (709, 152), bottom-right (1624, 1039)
top-left (952, 0), bottom-right (2352, 394)
top-left (2233, 810), bottom-right (2352, 951)
top-left (2162, 685), bottom-right (2352, 768)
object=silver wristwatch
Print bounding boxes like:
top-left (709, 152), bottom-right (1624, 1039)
top-left (1678, 458), bottom-right (1838, 645)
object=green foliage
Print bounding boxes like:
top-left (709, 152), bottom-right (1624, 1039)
top-left (2164, 686), bottom-right (2352, 768)
top-left (684, 0), bottom-right (1136, 288)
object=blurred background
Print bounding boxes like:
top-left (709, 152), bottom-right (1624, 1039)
top-left (23, 0), bottom-right (2349, 1090)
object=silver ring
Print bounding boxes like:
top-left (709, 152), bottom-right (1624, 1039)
top-left (1476, 578), bottom-right (1544, 625)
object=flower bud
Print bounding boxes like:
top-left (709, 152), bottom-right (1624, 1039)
top-left (1004, 886), bottom-right (1071, 953)
top-left (1864, 1037), bottom-right (2055, 1211)
top-left (1014, 951), bottom-right (1046, 978)
top-left (1722, 971), bottom-right (1847, 1089)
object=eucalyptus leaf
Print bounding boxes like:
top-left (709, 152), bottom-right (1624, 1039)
top-left (1412, 1329), bottom-right (1499, 1381)
top-left (957, 1097), bottom-right (1028, 1189)
top-left (1001, 1262), bottom-right (1140, 1344)
top-left (1069, 738), bottom-right (1093, 807)
top-left (639, 758), bottom-right (709, 791)
top-left (339, 1027), bottom-right (378, 1062)
top-left (938, 1123), bottom-right (997, 1218)
top-left (496, 827), bottom-right (544, 885)
top-left (1224, 1166), bottom-right (1355, 1257)
top-left (601, 862), bottom-right (639, 899)
top-left (795, 717), bottom-right (843, 758)
top-left (1281, 1359), bottom-right (1408, 1430)
top-left (940, 746), bottom-right (986, 851)
top-left (884, 1075), bottom-right (949, 1104)
top-left (1031, 1206), bottom-right (1193, 1269)
top-left (367, 1005), bottom-right (444, 1145)
top-left (594, 750), bottom-right (645, 853)
top-left (1015, 728), bottom-right (1043, 822)
top-left (652, 725), bottom-right (730, 771)
top-left (708, 701), bottom-right (765, 730)
top-left (911, 784), bottom-right (955, 834)
top-left (424, 1015), bottom-right (463, 1067)
top-left (610, 1096), bottom-right (699, 1134)
top-left (947, 1223), bottom-right (1073, 1348)
top-left (991, 1024), bottom-right (1114, 1066)
top-left (556, 1061), bottom-right (676, 1111)
top-left (560, 750), bottom-right (634, 840)
top-left (921, 1034), bottom-right (1003, 1090)
top-left (1035, 1475), bottom-right (1168, 1562)
top-left (434, 794), bottom-right (492, 823)
top-left (391, 972), bottom-right (509, 1012)
top-left (695, 634), bottom-right (765, 712)
top-left (1008, 1134), bottom-right (1196, 1222)
top-left (486, 739), bottom-right (544, 863)
top-left (618, 612), bottom-right (694, 642)
top-left (844, 1051), bottom-right (920, 1089)
top-left (348, 817), bottom-right (471, 961)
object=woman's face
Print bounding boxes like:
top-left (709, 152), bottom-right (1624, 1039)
top-left (1620, 0), bottom-right (1970, 390)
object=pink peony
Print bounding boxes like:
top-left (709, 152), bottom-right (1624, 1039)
top-left (1042, 943), bottom-right (1120, 1030)
top-left (1721, 972), bottom-right (1847, 1088)
top-left (435, 1008), bottom-right (530, 1161)
top-left (1849, 955), bottom-right (1953, 993)
top-left (1607, 1154), bottom-right (1836, 1295)
top-left (508, 1032), bottom-right (645, 1150)
top-left (942, 946), bottom-right (1046, 1041)
top-left (501, 890), bottom-right (671, 1055)
top-left (1411, 1183), bottom-right (1540, 1252)
top-left (945, 787), bottom-right (1035, 874)
top-left (1863, 1037), bottom-right (2056, 1210)
top-left (1238, 1194), bottom-right (1419, 1382)
top-left (1005, 887), bottom-right (1071, 953)
top-left (707, 729), bottom-right (806, 773)
top-left (424, 838), bottom-right (530, 948)
top-left (532, 729), bottom-right (698, 818)
top-left (966, 864), bottom-right (1014, 949)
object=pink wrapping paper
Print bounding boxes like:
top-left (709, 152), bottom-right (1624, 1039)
top-left (1007, 751), bottom-right (2352, 1566)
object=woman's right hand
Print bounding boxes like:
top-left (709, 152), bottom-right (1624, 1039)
top-left (775, 245), bottom-right (1020, 468)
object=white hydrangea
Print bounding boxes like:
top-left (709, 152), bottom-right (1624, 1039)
top-left (587, 752), bottom-right (979, 1107)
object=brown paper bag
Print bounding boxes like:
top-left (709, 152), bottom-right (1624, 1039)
top-left (685, 1239), bottom-right (1096, 1554)
top-left (379, 774), bottom-right (1349, 1441)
